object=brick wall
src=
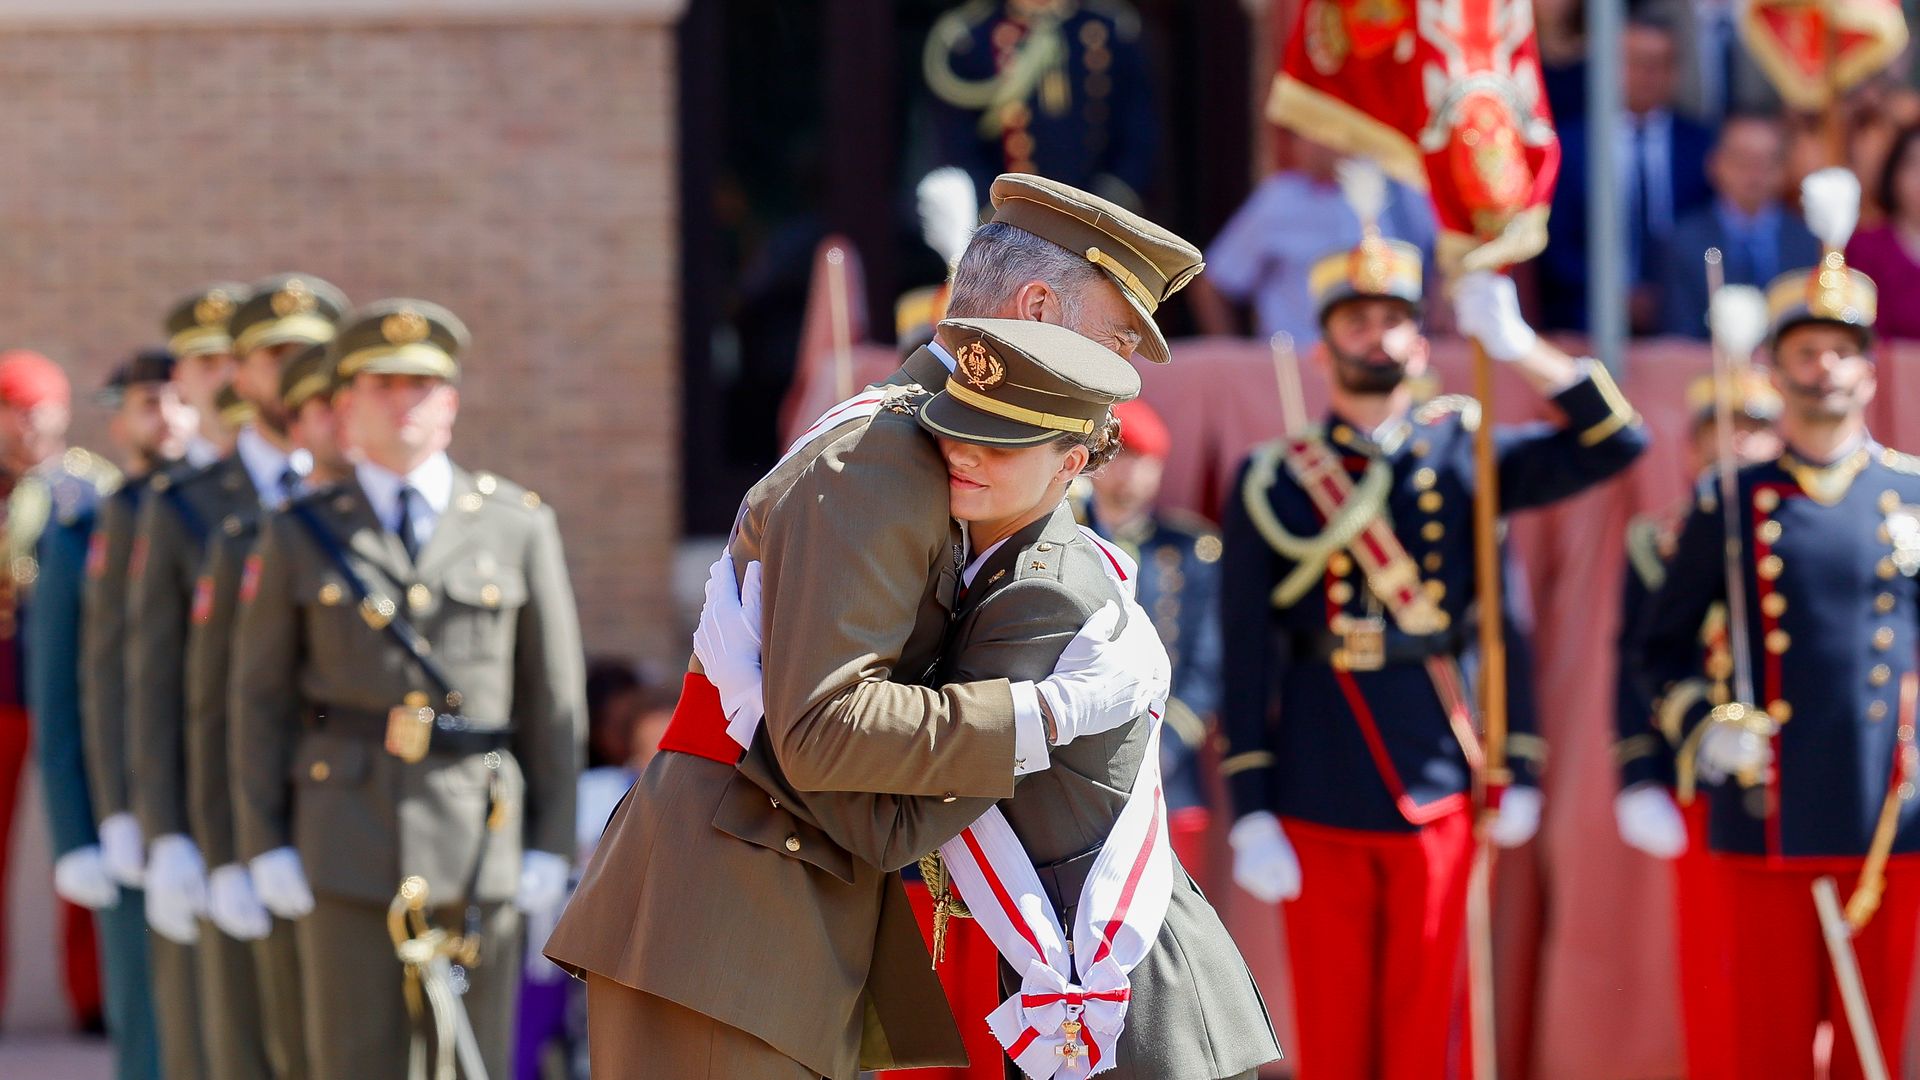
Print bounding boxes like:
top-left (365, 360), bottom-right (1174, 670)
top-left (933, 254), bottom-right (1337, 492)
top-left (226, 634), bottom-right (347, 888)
top-left (0, 16), bottom-right (681, 665)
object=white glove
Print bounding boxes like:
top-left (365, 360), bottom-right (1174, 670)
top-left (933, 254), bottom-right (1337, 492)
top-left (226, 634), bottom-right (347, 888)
top-left (53, 846), bottom-right (119, 910)
top-left (1454, 270), bottom-right (1539, 362)
top-left (691, 553), bottom-right (764, 741)
top-left (1034, 601), bottom-right (1172, 746)
top-left (1615, 784), bottom-right (1688, 859)
top-left (98, 812), bottom-right (145, 887)
top-left (1697, 720), bottom-right (1773, 785)
top-left (249, 847), bottom-right (316, 920)
top-left (513, 850), bottom-right (571, 917)
top-left (207, 863), bottom-right (272, 941)
top-left (1489, 785), bottom-right (1544, 848)
top-left (1229, 811), bottom-right (1302, 903)
top-left (143, 834), bottom-right (207, 944)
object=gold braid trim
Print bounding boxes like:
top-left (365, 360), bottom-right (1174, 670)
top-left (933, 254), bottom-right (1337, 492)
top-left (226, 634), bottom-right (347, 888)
top-left (1612, 733), bottom-right (1661, 766)
top-left (1625, 516), bottom-right (1668, 591)
top-left (1661, 679), bottom-right (1712, 804)
top-left (1241, 437), bottom-right (1393, 608)
top-left (1219, 750), bottom-right (1276, 776)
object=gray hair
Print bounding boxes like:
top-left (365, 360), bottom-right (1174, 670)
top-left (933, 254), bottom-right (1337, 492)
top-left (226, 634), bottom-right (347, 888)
top-left (946, 222), bottom-right (1107, 323)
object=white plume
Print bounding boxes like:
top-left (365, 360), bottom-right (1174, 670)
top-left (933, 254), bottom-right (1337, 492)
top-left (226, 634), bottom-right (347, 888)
top-left (1801, 167), bottom-right (1862, 251)
top-left (1336, 157), bottom-right (1388, 230)
top-left (1709, 284), bottom-right (1769, 360)
top-left (917, 167), bottom-right (980, 271)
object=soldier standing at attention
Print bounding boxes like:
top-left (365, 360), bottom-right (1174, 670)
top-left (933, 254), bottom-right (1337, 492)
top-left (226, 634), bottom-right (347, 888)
top-left (1071, 397), bottom-right (1225, 885)
top-left (231, 299), bottom-right (584, 1079)
top-left (129, 273), bottom-right (346, 1079)
top-left (1219, 230), bottom-right (1647, 1076)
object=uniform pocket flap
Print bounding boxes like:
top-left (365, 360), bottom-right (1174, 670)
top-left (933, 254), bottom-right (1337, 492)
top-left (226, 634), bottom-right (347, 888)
top-left (292, 736), bottom-right (369, 786)
top-left (444, 564), bottom-right (528, 609)
top-left (710, 772), bottom-right (854, 884)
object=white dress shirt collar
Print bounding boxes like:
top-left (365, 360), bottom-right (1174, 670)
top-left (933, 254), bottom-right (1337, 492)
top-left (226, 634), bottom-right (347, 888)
top-left (234, 425), bottom-right (310, 506)
top-left (356, 451), bottom-right (454, 535)
top-left (927, 340), bottom-right (959, 374)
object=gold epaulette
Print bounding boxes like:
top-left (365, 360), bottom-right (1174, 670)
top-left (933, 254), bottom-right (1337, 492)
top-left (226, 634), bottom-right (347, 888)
top-left (1414, 393), bottom-right (1481, 432)
top-left (1240, 435), bottom-right (1390, 607)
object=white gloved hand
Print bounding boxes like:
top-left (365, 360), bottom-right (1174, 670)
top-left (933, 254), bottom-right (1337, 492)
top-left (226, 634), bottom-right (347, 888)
top-left (1453, 271), bottom-right (1539, 362)
top-left (1229, 811), bottom-right (1302, 904)
top-left (53, 846), bottom-right (119, 910)
top-left (691, 553), bottom-right (765, 738)
top-left (249, 847), bottom-right (316, 920)
top-left (207, 863), bottom-right (272, 941)
top-left (98, 812), bottom-right (145, 887)
top-left (1035, 601), bottom-right (1172, 747)
top-left (1615, 784), bottom-right (1688, 859)
top-left (144, 834), bottom-right (207, 944)
top-left (1489, 785), bottom-right (1544, 848)
top-left (514, 850), bottom-right (571, 917)
top-left (1697, 720), bottom-right (1773, 786)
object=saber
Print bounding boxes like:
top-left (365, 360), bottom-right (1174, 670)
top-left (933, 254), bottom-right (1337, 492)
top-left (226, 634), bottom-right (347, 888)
top-left (1269, 332), bottom-right (1309, 437)
top-left (1812, 876), bottom-right (1890, 1080)
top-left (1704, 249), bottom-right (1758, 710)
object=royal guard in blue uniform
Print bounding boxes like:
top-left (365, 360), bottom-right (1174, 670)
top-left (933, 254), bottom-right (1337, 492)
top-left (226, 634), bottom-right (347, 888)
top-left (1625, 169), bottom-right (1920, 1080)
top-left (1611, 365), bottom-right (1779, 1080)
top-left (1219, 215), bottom-right (1648, 1074)
top-left (924, 0), bottom-right (1158, 209)
top-left (1071, 397), bottom-right (1225, 885)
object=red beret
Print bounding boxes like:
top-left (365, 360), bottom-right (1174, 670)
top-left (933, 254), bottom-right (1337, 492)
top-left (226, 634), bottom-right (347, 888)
top-left (0, 350), bottom-right (68, 408)
top-left (1114, 398), bottom-right (1171, 460)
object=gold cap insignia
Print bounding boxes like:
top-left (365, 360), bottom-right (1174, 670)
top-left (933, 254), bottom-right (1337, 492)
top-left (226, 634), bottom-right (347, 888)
top-left (1809, 251), bottom-right (1851, 320)
top-left (957, 341), bottom-right (1005, 390)
top-left (382, 308), bottom-right (431, 346)
top-left (271, 279), bottom-right (317, 318)
top-left (194, 291), bottom-right (235, 327)
top-left (1351, 235), bottom-right (1393, 294)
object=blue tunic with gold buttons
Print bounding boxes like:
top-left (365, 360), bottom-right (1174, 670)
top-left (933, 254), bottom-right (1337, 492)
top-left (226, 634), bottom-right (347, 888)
top-left (1220, 370), bottom-right (1648, 833)
top-left (1630, 444), bottom-right (1920, 858)
top-left (1075, 498), bottom-right (1223, 812)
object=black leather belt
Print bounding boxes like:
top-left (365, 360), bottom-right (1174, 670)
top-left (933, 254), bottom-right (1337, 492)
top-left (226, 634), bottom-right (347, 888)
top-left (1291, 627), bottom-right (1465, 666)
top-left (310, 705), bottom-right (515, 757)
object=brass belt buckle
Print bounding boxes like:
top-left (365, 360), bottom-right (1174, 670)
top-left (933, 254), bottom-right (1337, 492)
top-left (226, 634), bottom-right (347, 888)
top-left (1331, 615), bottom-right (1387, 672)
top-left (385, 692), bottom-right (435, 763)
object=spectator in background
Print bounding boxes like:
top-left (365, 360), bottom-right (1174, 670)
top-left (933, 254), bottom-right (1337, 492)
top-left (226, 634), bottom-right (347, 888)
top-left (1639, 0), bottom-right (1779, 124)
top-left (1542, 13), bottom-right (1713, 333)
top-left (1848, 123), bottom-right (1920, 341)
top-left (1535, 0), bottom-right (1587, 121)
top-left (1661, 114), bottom-right (1819, 338)
top-left (1190, 133), bottom-right (1435, 346)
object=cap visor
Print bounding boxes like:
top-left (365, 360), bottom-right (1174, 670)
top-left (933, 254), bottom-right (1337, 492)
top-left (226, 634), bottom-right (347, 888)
top-left (1122, 288), bottom-right (1171, 364)
top-left (917, 391), bottom-right (1064, 447)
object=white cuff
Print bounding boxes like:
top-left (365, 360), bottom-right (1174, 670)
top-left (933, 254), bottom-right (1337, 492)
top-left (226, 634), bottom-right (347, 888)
top-left (1010, 681), bottom-right (1051, 777)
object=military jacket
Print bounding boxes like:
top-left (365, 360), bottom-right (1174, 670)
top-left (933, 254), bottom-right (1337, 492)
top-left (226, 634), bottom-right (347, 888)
top-left (230, 466), bottom-right (585, 905)
top-left (81, 468), bottom-right (168, 824)
top-left (1630, 443), bottom-right (1920, 859)
top-left (1076, 495), bottom-right (1223, 811)
top-left (1220, 370), bottom-right (1647, 833)
top-left (185, 514), bottom-right (262, 868)
top-left (935, 505), bottom-right (1281, 1080)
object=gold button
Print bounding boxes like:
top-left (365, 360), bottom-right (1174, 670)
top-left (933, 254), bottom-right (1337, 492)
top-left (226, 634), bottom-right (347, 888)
top-left (1757, 520), bottom-right (1781, 544)
top-left (1870, 700), bottom-right (1890, 721)
top-left (1758, 555), bottom-right (1783, 581)
top-left (1762, 593), bottom-right (1787, 617)
top-left (476, 473), bottom-right (498, 495)
top-left (1707, 653), bottom-right (1734, 680)
top-left (1875, 627), bottom-right (1896, 650)
top-left (318, 582), bottom-right (343, 606)
top-left (1424, 553), bottom-right (1443, 572)
top-left (1412, 439), bottom-right (1431, 457)
top-left (1414, 468), bottom-right (1437, 491)
top-left (1880, 558), bottom-right (1898, 580)
top-left (1328, 552), bottom-right (1353, 576)
top-left (521, 492), bottom-right (541, 509)
top-left (480, 583), bottom-right (502, 607)
top-left (941, 794), bottom-right (957, 804)
top-left (459, 492), bottom-right (484, 513)
top-left (1756, 489), bottom-right (1780, 512)
top-left (1332, 426), bottom-right (1355, 445)
top-left (1424, 580), bottom-right (1446, 602)
top-left (1871, 664), bottom-right (1892, 687)
top-left (1883, 490), bottom-right (1902, 514)
top-left (1768, 699), bottom-right (1793, 723)
top-left (1434, 610), bottom-right (1452, 630)
top-left (784, 836), bottom-right (800, 852)
top-left (1419, 492), bottom-right (1444, 513)
top-left (408, 584), bottom-right (431, 611)
top-left (1422, 522), bottom-right (1445, 542)
top-left (309, 761), bottom-right (331, 782)
top-left (1766, 629), bottom-right (1791, 654)
top-left (1328, 581), bottom-right (1354, 604)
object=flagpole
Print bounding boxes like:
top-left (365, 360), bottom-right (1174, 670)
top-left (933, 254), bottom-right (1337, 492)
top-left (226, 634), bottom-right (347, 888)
top-left (1466, 333), bottom-right (1507, 1080)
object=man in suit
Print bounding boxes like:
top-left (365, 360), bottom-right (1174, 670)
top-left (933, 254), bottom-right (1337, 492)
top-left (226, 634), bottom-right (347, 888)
top-left (1639, 0), bottom-right (1780, 124)
top-left (129, 273), bottom-right (345, 1078)
top-left (549, 174), bottom-right (1200, 1079)
top-left (232, 299), bottom-right (584, 1079)
top-left (1661, 115), bottom-right (1821, 338)
top-left (1542, 13), bottom-right (1714, 333)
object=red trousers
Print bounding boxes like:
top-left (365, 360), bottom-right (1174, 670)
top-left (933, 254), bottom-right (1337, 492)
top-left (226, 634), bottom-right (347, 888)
top-left (874, 879), bottom-right (1006, 1080)
top-left (1704, 855), bottom-right (1920, 1080)
top-left (1281, 812), bottom-right (1475, 1080)
top-left (1673, 800), bottom-right (1735, 1080)
top-left (0, 705), bottom-right (101, 1027)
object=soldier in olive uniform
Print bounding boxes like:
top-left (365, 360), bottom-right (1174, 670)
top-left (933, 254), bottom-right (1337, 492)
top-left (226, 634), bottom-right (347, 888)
top-left (231, 299), bottom-right (584, 1079)
top-left (129, 273), bottom-right (346, 1079)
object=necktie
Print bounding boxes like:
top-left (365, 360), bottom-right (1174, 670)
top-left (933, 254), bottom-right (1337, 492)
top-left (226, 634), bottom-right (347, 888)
top-left (396, 486), bottom-right (419, 562)
top-left (277, 466), bottom-right (301, 507)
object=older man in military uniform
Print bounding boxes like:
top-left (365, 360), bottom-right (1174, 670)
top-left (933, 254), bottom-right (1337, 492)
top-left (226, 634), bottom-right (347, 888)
top-left (1219, 236), bottom-right (1647, 1077)
top-left (231, 299), bottom-right (583, 1079)
top-left (551, 174), bottom-right (1200, 1079)
top-left (1626, 233), bottom-right (1920, 1078)
top-left (129, 273), bottom-right (346, 1079)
